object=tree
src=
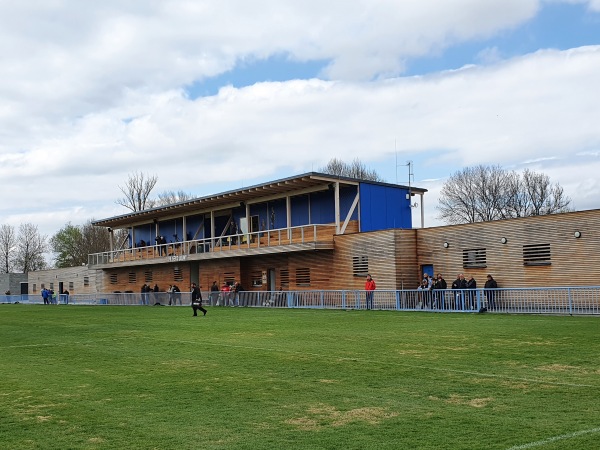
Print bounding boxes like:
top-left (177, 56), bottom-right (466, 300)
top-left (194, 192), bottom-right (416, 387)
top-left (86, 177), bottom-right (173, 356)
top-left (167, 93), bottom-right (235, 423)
top-left (13, 223), bottom-right (47, 273)
top-left (51, 220), bottom-right (114, 268)
top-left (319, 157), bottom-right (383, 182)
top-left (154, 190), bottom-right (193, 207)
top-left (0, 224), bottom-right (16, 273)
top-left (116, 171), bottom-right (158, 212)
top-left (437, 165), bottom-right (572, 224)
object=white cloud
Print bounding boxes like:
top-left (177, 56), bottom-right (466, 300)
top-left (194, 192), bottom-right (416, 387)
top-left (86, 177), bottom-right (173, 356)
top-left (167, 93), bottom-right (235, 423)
top-left (0, 1), bottom-right (598, 238)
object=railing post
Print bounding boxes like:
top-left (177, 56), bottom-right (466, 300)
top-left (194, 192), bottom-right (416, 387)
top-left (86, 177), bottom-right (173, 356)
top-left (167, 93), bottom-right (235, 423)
top-left (320, 290), bottom-right (324, 308)
top-left (568, 287), bottom-right (573, 315)
top-left (355, 290), bottom-right (360, 309)
top-left (396, 290), bottom-right (401, 310)
top-left (342, 290), bottom-right (346, 309)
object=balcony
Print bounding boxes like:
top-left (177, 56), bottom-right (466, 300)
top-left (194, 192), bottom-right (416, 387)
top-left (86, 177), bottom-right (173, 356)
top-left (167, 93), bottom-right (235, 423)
top-left (88, 224), bottom-right (337, 268)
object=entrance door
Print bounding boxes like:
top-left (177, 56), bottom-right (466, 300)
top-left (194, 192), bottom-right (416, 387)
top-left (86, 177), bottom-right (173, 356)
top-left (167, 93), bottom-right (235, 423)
top-left (421, 264), bottom-right (434, 279)
top-left (267, 268), bottom-right (276, 291)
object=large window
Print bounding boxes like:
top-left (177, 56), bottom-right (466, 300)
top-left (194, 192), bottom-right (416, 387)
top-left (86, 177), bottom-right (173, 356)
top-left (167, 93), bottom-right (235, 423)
top-left (523, 243), bottom-right (551, 266)
top-left (110, 273), bottom-right (118, 284)
top-left (462, 248), bottom-right (487, 268)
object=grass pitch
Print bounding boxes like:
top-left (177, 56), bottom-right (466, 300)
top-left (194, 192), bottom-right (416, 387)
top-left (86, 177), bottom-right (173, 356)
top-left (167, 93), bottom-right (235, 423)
top-left (0, 305), bottom-right (599, 449)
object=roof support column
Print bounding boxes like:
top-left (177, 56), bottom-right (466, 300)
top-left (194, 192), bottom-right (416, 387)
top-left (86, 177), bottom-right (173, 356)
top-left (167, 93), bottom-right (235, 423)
top-left (286, 195), bottom-right (291, 239)
top-left (210, 210), bottom-right (215, 250)
top-left (419, 193), bottom-right (425, 228)
top-left (334, 181), bottom-right (340, 234)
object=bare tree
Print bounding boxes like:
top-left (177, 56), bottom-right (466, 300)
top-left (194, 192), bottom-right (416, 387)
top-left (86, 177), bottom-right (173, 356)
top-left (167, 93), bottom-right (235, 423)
top-left (116, 171), bottom-right (158, 212)
top-left (155, 190), bottom-right (194, 207)
top-left (0, 224), bottom-right (16, 273)
top-left (13, 223), bottom-right (47, 273)
top-left (437, 165), bottom-right (572, 224)
top-left (319, 157), bottom-right (383, 182)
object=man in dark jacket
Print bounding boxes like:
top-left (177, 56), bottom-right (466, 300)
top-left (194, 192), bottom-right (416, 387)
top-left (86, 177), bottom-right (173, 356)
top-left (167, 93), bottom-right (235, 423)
top-left (451, 274), bottom-right (467, 310)
top-left (432, 274), bottom-right (447, 309)
top-left (466, 276), bottom-right (477, 310)
top-left (191, 283), bottom-right (207, 317)
top-left (484, 275), bottom-right (498, 310)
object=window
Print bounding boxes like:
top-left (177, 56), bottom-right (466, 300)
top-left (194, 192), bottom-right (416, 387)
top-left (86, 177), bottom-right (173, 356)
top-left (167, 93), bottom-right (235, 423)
top-left (523, 243), bottom-right (551, 266)
top-left (296, 268), bottom-right (311, 287)
top-left (462, 248), bottom-right (487, 268)
top-left (49, 283), bottom-right (54, 290)
top-left (223, 272), bottom-right (236, 286)
top-left (68, 282), bottom-right (74, 290)
top-left (110, 273), bottom-right (118, 284)
top-left (280, 269), bottom-right (290, 288)
top-left (353, 256), bottom-right (369, 277)
top-left (173, 267), bottom-right (183, 282)
top-left (144, 271), bottom-right (152, 283)
top-left (33, 284), bottom-right (37, 292)
top-left (251, 271), bottom-right (262, 287)
top-left (84, 276), bottom-right (89, 286)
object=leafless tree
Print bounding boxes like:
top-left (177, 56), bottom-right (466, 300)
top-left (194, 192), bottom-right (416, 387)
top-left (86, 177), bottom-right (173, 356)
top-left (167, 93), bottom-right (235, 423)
top-left (13, 223), bottom-right (47, 273)
top-left (155, 190), bottom-right (194, 207)
top-left (319, 157), bottom-right (383, 182)
top-left (437, 165), bottom-right (572, 224)
top-left (0, 224), bottom-right (17, 273)
top-left (116, 171), bottom-right (158, 212)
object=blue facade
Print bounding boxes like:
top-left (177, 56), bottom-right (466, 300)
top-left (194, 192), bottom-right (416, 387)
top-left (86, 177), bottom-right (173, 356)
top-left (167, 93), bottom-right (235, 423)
top-left (359, 183), bottom-right (412, 231)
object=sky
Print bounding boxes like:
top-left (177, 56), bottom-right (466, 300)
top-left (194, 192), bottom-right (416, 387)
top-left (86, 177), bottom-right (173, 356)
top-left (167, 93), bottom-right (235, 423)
top-left (1, 0), bottom-right (600, 242)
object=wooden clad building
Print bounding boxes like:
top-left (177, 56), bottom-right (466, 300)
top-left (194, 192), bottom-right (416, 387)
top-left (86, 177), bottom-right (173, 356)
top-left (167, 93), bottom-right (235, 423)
top-left (26, 172), bottom-right (600, 294)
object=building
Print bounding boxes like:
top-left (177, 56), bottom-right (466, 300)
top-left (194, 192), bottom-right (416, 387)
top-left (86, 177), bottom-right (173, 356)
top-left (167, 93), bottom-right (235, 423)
top-left (26, 172), bottom-right (598, 294)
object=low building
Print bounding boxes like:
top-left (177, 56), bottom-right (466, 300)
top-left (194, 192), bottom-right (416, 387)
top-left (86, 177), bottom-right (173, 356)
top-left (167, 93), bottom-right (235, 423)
top-left (26, 172), bottom-right (598, 294)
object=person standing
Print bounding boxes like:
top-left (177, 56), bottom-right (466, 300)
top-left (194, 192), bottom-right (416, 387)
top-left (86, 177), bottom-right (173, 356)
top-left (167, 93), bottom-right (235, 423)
top-left (433, 274), bottom-right (447, 309)
top-left (452, 274), bottom-right (467, 310)
top-left (466, 276), bottom-right (477, 310)
top-left (210, 281), bottom-right (219, 306)
top-left (365, 274), bottom-right (376, 310)
top-left (41, 288), bottom-right (49, 305)
top-left (191, 283), bottom-right (207, 317)
top-left (484, 275), bottom-right (498, 310)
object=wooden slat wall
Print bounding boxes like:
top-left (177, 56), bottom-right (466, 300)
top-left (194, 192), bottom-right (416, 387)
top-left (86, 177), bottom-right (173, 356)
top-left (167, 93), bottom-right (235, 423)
top-left (416, 210), bottom-right (598, 288)
top-left (27, 266), bottom-right (98, 295)
top-left (330, 229), bottom-right (420, 291)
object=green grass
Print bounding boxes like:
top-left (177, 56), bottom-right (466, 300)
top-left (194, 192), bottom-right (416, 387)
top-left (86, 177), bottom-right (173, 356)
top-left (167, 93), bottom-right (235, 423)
top-left (0, 305), bottom-right (599, 449)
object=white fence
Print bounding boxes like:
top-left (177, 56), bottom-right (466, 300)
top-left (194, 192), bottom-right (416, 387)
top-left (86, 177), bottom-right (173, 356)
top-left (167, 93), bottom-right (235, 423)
top-left (2, 287), bottom-right (599, 315)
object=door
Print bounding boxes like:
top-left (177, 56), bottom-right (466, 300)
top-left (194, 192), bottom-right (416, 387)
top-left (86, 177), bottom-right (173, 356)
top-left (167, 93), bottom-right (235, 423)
top-left (421, 264), bottom-right (434, 279)
top-left (267, 268), bottom-right (276, 291)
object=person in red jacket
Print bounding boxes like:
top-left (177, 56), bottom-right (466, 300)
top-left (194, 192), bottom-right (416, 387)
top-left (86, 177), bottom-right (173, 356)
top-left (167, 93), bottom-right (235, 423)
top-left (365, 274), bottom-right (376, 310)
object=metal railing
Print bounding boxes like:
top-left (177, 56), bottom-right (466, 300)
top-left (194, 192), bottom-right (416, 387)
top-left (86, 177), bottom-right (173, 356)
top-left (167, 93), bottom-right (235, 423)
top-left (3, 287), bottom-right (599, 315)
top-left (88, 224), bottom-right (337, 266)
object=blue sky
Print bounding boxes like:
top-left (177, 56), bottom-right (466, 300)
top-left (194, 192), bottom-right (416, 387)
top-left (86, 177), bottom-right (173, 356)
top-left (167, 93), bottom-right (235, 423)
top-left (0, 0), bottom-right (600, 242)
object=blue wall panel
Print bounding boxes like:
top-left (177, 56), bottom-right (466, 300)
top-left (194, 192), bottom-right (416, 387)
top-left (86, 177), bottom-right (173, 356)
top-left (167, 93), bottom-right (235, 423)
top-left (359, 183), bottom-right (412, 231)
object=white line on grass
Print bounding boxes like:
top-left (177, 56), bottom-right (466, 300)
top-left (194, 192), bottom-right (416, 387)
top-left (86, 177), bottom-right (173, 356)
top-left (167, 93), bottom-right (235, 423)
top-left (172, 339), bottom-right (600, 389)
top-left (506, 427), bottom-right (600, 449)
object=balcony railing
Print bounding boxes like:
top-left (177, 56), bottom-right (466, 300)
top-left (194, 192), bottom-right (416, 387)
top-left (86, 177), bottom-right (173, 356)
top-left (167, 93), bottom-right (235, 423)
top-left (88, 224), bottom-right (337, 267)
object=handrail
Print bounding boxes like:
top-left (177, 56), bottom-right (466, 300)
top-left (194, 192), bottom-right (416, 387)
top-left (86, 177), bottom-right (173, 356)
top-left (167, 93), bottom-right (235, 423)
top-left (88, 224), bottom-right (337, 266)
top-left (6, 287), bottom-right (600, 315)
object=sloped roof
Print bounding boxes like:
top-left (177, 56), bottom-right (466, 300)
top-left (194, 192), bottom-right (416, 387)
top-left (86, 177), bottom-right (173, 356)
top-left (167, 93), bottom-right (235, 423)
top-left (93, 172), bottom-right (427, 228)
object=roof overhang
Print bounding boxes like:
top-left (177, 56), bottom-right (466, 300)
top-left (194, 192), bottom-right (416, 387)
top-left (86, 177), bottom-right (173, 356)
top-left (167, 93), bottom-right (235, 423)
top-left (93, 172), bottom-right (427, 229)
